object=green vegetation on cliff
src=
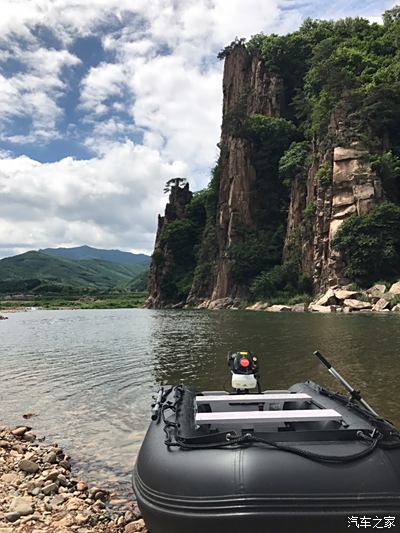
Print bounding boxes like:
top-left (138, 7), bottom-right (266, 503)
top-left (333, 202), bottom-right (400, 286)
top-left (247, 8), bottom-right (400, 148)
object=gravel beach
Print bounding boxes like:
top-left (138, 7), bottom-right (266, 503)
top-left (0, 426), bottom-right (147, 532)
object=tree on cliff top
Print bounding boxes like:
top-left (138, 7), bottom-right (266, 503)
top-left (163, 177), bottom-right (188, 194)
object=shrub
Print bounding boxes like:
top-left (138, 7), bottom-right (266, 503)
top-left (160, 219), bottom-right (196, 261)
top-left (250, 261), bottom-right (312, 299)
top-left (279, 141), bottom-right (311, 186)
top-left (315, 164), bottom-right (333, 188)
top-left (332, 202), bottom-right (400, 286)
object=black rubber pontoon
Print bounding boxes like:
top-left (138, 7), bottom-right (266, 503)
top-left (133, 355), bottom-right (400, 533)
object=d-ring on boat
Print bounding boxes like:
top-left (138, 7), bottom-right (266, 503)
top-left (133, 351), bottom-right (400, 533)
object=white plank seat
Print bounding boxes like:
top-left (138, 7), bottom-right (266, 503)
top-left (196, 393), bottom-right (312, 405)
top-left (195, 409), bottom-right (342, 425)
top-left (195, 393), bottom-right (342, 425)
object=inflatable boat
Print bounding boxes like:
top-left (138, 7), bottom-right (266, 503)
top-left (133, 351), bottom-right (400, 533)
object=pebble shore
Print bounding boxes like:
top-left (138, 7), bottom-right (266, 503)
top-left (0, 426), bottom-right (147, 533)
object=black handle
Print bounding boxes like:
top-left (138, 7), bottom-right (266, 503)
top-left (314, 350), bottom-right (332, 369)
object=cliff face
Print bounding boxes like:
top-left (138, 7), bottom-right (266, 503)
top-left (284, 145), bottom-right (383, 291)
top-left (193, 45), bottom-right (286, 304)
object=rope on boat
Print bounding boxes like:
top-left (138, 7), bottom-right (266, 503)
top-left (159, 385), bottom-right (400, 464)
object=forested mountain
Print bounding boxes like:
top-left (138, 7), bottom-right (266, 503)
top-left (147, 7), bottom-right (400, 308)
top-left (0, 251), bottom-right (148, 294)
top-left (41, 245), bottom-right (149, 265)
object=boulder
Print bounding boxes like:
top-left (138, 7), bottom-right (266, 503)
top-left (125, 520), bottom-right (146, 533)
top-left (8, 497), bottom-right (33, 517)
top-left (66, 496), bottom-right (84, 511)
top-left (11, 427), bottom-right (29, 437)
top-left (5, 512), bottom-right (20, 523)
top-left (208, 298), bottom-right (233, 310)
top-left (22, 432), bottom-right (36, 442)
top-left (292, 303), bottom-right (308, 312)
top-left (372, 298), bottom-right (390, 312)
top-left (246, 302), bottom-right (269, 311)
top-left (196, 300), bottom-right (211, 309)
top-left (19, 459), bottom-right (39, 474)
top-left (43, 451), bottom-right (57, 464)
top-left (314, 288), bottom-right (337, 306)
top-left (367, 284), bottom-right (387, 298)
top-left (76, 480), bottom-right (88, 491)
top-left (389, 281), bottom-right (400, 295)
top-left (309, 305), bottom-right (336, 313)
top-left (392, 304), bottom-right (400, 312)
top-left (2, 472), bottom-right (20, 484)
top-left (265, 305), bottom-right (292, 313)
top-left (42, 482), bottom-right (58, 495)
top-left (333, 289), bottom-right (360, 301)
top-left (343, 299), bottom-right (372, 310)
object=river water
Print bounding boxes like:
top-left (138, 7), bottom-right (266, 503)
top-left (1, 308), bottom-right (399, 497)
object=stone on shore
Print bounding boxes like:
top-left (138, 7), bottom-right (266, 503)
top-left (19, 459), bottom-right (39, 474)
top-left (314, 288), bottom-right (337, 306)
top-left (372, 298), bottom-right (390, 312)
top-left (292, 303), bottom-right (308, 312)
top-left (389, 281), bottom-right (400, 294)
top-left (208, 297), bottom-right (233, 310)
top-left (42, 482), bottom-right (58, 495)
top-left (266, 305), bottom-right (292, 312)
top-left (333, 289), bottom-right (360, 301)
top-left (309, 304), bottom-right (336, 313)
top-left (125, 519), bottom-right (146, 532)
top-left (5, 512), bottom-right (20, 523)
top-left (43, 450), bottom-right (57, 464)
top-left (367, 284), bottom-right (387, 298)
top-left (8, 496), bottom-right (33, 516)
top-left (343, 299), bottom-right (372, 310)
top-left (246, 302), bottom-right (269, 311)
top-left (77, 480), bottom-right (89, 491)
top-left (11, 426), bottom-right (29, 437)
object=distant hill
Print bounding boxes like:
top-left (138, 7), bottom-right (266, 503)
top-left (0, 250), bottom-right (149, 295)
top-left (41, 245), bottom-right (150, 265)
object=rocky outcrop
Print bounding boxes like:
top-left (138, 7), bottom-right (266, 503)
top-left (146, 184), bottom-right (192, 308)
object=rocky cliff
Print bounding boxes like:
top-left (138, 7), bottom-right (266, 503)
top-left (210, 45), bottom-right (285, 302)
top-left (147, 10), bottom-right (400, 308)
top-left (146, 183), bottom-right (193, 308)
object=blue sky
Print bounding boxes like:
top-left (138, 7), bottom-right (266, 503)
top-left (0, 0), bottom-right (396, 258)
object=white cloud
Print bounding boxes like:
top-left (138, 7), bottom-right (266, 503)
top-left (0, 46), bottom-right (80, 143)
top-left (0, 142), bottom-right (188, 257)
top-left (80, 62), bottom-right (126, 114)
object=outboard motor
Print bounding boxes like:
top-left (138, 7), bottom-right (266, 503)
top-left (228, 351), bottom-right (261, 393)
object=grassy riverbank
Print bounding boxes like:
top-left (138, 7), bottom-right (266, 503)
top-left (0, 292), bottom-right (147, 311)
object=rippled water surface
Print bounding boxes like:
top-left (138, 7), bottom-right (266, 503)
top-left (1, 309), bottom-right (399, 495)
